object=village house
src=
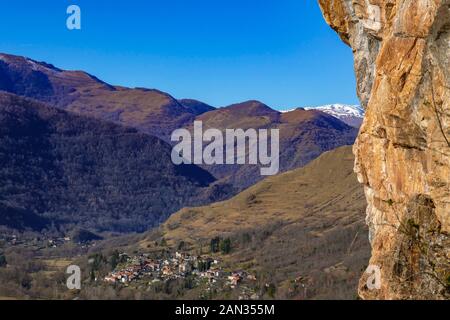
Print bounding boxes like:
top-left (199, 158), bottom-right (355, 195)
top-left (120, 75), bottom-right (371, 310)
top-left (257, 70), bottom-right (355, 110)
top-left (209, 266), bottom-right (223, 277)
top-left (103, 250), bottom-right (258, 297)
top-left (104, 276), bottom-right (117, 283)
top-left (162, 265), bottom-right (173, 276)
top-left (228, 273), bottom-right (242, 287)
top-left (247, 274), bottom-right (257, 281)
top-left (144, 261), bottom-right (160, 272)
top-left (179, 261), bottom-right (192, 274)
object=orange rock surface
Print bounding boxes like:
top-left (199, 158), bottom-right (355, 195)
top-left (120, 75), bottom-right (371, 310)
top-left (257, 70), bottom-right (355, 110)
top-left (318, 0), bottom-right (449, 299)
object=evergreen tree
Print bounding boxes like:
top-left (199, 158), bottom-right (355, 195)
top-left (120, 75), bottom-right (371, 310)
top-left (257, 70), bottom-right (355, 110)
top-left (0, 252), bottom-right (6, 267)
top-left (210, 237), bottom-right (220, 253)
top-left (109, 250), bottom-right (120, 269)
top-left (220, 238), bottom-right (232, 254)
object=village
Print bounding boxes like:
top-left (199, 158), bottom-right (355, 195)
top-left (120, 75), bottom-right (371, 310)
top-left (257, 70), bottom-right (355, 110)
top-left (103, 251), bottom-right (260, 299)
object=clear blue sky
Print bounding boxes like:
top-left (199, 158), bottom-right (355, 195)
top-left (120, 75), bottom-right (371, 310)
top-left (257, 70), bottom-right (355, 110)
top-left (0, 0), bottom-right (358, 109)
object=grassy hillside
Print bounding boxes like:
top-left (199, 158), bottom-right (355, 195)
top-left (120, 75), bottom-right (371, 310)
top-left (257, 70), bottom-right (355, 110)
top-left (148, 146), bottom-right (370, 299)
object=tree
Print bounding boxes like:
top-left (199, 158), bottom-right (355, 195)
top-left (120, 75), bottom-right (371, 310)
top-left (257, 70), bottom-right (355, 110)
top-left (177, 241), bottom-right (186, 251)
top-left (184, 275), bottom-right (195, 289)
top-left (210, 237), bottom-right (220, 253)
top-left (220, 238), bottom-right (232, 254)
top-left (197, 260), bottom-right (212, 272)
top-left (266, 283), bottom-right (277, 299)
top-left (0, 252), bottom-right (6, 267)
top-left (109, 250), bottom-right (120, 269)
top-left (89, 270), bottom-right (96, 282)
top-left (89, 253), bottom-right (106, 272)
top-left (197, 261), bottom-right (207, 272)
top-left (241, 232), bottom-right (252, 245)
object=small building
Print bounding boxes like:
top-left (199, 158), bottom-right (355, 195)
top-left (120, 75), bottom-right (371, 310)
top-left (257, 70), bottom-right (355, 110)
top-left (162, 266), bottom-right (173, 276)
top-left (228, 274), bottom-right (242, 287)
top-left (247, 274), bottom-right (257, 281)
top-left (104, 276), bottom-right (116, 283)
top-left (179, 262), bottom-right (192, 274)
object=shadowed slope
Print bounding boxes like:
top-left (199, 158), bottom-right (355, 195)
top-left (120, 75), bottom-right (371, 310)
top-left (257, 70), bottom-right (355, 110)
top-left (0, 92), bottom-right (231, 233)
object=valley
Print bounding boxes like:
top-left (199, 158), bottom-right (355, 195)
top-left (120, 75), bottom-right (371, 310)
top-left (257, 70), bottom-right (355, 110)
top-left (0, 146), bottom-right (370, 300)
top-left (0, 53), bottom-right (370, 300)
top-left (1, 0), bottom-right (448, 303)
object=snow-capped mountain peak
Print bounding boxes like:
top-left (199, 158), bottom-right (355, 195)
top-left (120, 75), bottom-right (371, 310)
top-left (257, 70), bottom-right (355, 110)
top-left (305, 104), bottom-right (364, 118)
top-left (281, 104), bottom-right (365, 128)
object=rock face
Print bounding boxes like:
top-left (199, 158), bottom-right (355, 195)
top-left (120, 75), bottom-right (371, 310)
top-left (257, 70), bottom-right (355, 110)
top-left (318, 0), bottom-right (449, 299)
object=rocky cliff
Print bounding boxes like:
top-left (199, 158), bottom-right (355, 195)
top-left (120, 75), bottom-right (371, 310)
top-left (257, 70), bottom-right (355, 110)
top-left (318, 0), bottom-right (449, 299)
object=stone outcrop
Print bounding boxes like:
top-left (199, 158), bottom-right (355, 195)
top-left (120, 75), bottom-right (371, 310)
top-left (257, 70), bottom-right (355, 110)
top-left (318, 0), bottom-right (449, 299)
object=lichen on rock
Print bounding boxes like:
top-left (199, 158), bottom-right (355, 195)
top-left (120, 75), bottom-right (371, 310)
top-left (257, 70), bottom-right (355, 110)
top-left (318, 0), bottom-right (449, 299)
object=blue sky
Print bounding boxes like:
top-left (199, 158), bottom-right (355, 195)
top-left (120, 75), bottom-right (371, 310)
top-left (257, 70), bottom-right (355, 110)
top-left (0, 0), bottom-right (358, 109)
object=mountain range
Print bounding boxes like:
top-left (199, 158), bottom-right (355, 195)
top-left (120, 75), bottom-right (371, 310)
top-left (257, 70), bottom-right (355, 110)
top-left (0, 53), bottom-right (214, 142)
top-left (0, 52), bottom-right (370, 300)
top-left (0, 52), bottom-right (358, 196)
top-left (282, 104), bottom-right (365, 128)
top-left (0, 91), bottom-right (232, 233)
top-left (191, 101), bottom-right (358, 190)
